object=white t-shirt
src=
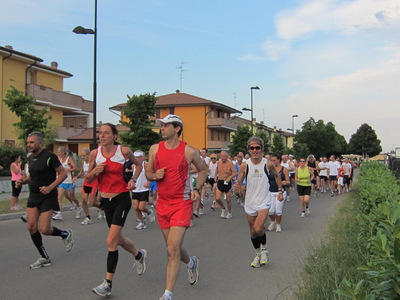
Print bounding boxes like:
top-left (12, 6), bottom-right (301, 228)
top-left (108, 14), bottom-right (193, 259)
top-left (318, 162), bottom-right (329, 177)
top-left (343, 163), bottom-right (352, 176)
top-left (328, 161), bottom-right (341, 176)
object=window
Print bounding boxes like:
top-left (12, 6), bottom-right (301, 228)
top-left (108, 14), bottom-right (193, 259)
top-left (169, 107), bottom-right (175, 114)
top-left (156, 108), bottom-right (160, 118)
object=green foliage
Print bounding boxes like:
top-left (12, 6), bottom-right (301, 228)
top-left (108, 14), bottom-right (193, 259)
top-left (348, 124), bottom-right (382, 157)
top-left (334, 162), bottom-right (400, 300)
top-left (229, 125), bottom-right (252, 155)
top-left (271, 134), bottom-right (285, 154)
top-left (295, 118), bottom-right (347, 158)
top-left (119, 92), bottom-right (161, 152)
top-left (3, 86), bottom-right (54, 143)
top-left (0, 144), bottom-right (26, 176)
top-left (295, 190), bottom-right (369, 300)
top-left (255, 130), bottom-right (270, 151)
top-left (293, 142), bottom-right (310, 159)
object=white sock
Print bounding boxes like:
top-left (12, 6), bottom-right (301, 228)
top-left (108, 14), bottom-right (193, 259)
top-left (187, 257), bottom-right (194, 269)
top-left (164, 290), bottom-right (172, 299)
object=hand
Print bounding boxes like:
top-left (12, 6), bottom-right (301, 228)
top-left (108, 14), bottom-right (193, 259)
top-left (191, 190), bottom-right (200, 202)
top-left (94, 163), bottom-right (105, 175)
top-left (127, 180), bottom-right (136, 191)
top-left (15, 179), bottom-right (23, 188)
top-left (39, 186), bottom-right (51, 194)
top-left (277, 193), bottom-right (284, 201)
top-left (155, 167), bottom-right (166, 180)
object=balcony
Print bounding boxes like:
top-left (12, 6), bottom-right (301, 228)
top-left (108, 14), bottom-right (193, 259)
top-left (27, 84), bottom-right (93, 115)
top-left (207, 117), bottom-right (237, 131)
top-left (207, 140), bottom-right (231, 151)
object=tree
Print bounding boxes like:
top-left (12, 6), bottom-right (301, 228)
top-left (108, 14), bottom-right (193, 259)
top-left (295, 118), bottom-right (347, 158)
top-left (256, 130), bottom-right (271, 151)
top-left (229, 125), bottom-right (252, 155)
top-left (347, 123), bottom-right (382, 157)
top-left (271, 134), bottom-right (285, 154)
top-left (119, 92), bottom-right (161, 152)
top-left (293, 142), bottom-right (310, 160)
top-left (3, 86), bottom-right (55, 144)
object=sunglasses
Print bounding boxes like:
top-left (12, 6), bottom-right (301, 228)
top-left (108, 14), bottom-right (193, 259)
top-left (211, 157), bottom-right (216, 160)
top-left (249, 146), bottom-right (261, 150)
top-left (300, 160), bottom-right (306, 162)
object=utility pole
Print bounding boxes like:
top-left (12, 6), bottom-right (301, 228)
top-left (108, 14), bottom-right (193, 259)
top-left (176, 62), bottom-right (188, 92)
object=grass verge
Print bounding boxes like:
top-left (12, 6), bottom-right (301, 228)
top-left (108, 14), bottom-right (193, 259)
top-left (294, 188), bottom-right (368, 300)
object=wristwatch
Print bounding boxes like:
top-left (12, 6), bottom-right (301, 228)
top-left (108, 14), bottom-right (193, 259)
top-left (131, 177), bottom-right (137, 183)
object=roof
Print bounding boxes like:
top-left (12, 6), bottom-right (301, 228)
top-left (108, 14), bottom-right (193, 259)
top-left (110, 92), bottom-right (241, 114)
top-left (33, 63), bottom-right (73, 78)
top-left (0, 46), bottom-right (43, 63)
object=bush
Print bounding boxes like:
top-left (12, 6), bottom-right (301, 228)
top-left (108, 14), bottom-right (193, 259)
top-left (0, 144), bottom-right (26, 176)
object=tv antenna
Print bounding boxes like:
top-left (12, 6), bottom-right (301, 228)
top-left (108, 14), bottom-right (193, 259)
top-left (176, 62), bottom-right (188, 92)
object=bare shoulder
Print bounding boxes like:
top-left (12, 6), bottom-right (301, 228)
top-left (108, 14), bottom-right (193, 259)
top-left (185, 145), bottom-right (198, 156)
top-left (149, 144), bottom-right (159, 154)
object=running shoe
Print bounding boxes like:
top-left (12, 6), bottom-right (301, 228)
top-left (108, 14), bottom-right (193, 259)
top-left (251, 254), bottom-right (261, 268)
top-left (30, 257), bottom-right (51, 269)
top-left (240, 202), bottom-right (244, 208)
top-left (81, 217), bottom-right (93, 225)
top-left (301, 212), bottom-right (306, 218)
top-left (260, 250), bottom-right (269, 265)
top-left (147, 209), bottom-right (156, 223)
top-left (331, 192), bottom-right (335, 197)
top-left (225, 212), bottom-right (232, 219)
top-left (267, 221), bottom-right (276, 231)
top-left (70, 203), bottom-right (77, 211)
top-left (97, 210), bottom-right (105, 220)
top-left (220, 208), bottom-right (227, 219)
top-left (52, 212), bottom-right (63, 220)
top-left (275, 224), bottom-right (282, 232)
top-left (199, 208), bottom-right (204, 215)
top-left (133, 249), bottom-right (147, 275)
top-left (63, 229), bottom-right (74, 252)
top-left (306, 207), bottom-right (311, 215)
top-left (187, 256), bottom-right (199, 285)
top-left (193, 210), bottom-right (199, 218)
top-left (286, 196), bottom-right (290, 202)
top-left (92, 279), bottom-right (112, 297)
top-left (76, 207), bottom-right (83, 219)
top-left (21, 214), bottom-right (27, 223)
top-left (159, 295), bottom-right (171, 300)
top-left (135, 222), bottom-right (146, 230)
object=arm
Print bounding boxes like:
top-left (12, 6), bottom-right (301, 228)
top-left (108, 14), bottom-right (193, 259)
top-left (67, 157), bottom-right (78, 173)
top-left (145, 144), bottom-right (166, 181)
top-left (189, 147), bottom-right (207, 201)
top-left (122, 146), bottom-right (143, 190)
top-left (74, 161), bottom-right (84, 181)
top-left (10, 163), bottom-right (21, 175)
top-left (85, 150), bottom-right (101, 183)
top-left (282, 167), bottom-right (290, 187)
top-left (233, 162), bottom-right (246, 194)
top-left (268, 161), bottom-right (283, 201)
top-left (39, 165), bottom-right (67, 195)
top-left (309, 168), bottom-right (315, 181)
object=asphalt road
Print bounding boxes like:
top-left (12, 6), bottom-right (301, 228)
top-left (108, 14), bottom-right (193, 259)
top-left (0, 189), bottom-right (345, 300)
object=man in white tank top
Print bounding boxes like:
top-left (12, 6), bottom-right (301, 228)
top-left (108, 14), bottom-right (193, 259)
top-left (281, 155), bottom-right (291, 201)
top-left (233, 136), bottom-right (283, 268)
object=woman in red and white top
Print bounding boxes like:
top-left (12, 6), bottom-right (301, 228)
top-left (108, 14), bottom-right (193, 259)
top-left (10, 154), bottom-right (23, 210)
top-left (85, 123), bottom-right (147, 297)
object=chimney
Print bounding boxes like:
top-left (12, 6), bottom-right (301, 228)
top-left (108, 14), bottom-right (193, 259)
top-left (260, 121), bottom-right (264, 125)
top-left (51, 61), bottom-right (58, 68)
top-left (5, 45), bottom-right (13, 50)
top-left (175, 90), bottom-right (180, 93)
top-left (279, 128), bottom-right (282, 131)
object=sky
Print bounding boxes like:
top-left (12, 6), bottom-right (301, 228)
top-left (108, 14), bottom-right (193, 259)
top-left (1, 0), bottom-right (399, 153)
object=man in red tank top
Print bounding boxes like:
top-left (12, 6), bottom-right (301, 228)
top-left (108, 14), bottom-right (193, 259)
top-left (146, 114), bottom-right (207, 300)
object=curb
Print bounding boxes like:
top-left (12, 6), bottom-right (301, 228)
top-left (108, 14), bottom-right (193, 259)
top-left (0, 205), bottom-right (76, 222)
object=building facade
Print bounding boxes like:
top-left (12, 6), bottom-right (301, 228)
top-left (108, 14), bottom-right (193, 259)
top-left (0, 45), bottom-right (94, 153)
top-left (110, 91), bottom-right (241, 151)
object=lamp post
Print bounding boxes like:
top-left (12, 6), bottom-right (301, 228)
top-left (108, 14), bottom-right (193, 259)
top-left (243, 86), bottom-right (260, 134)
top-left (292, 114), bottom-right (298, 136)
top-left (73, 0), bottom-right (97, 149)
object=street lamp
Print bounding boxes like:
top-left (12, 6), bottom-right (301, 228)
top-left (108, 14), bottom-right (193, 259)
top-left (244, 86), bottom-right (260, 134)
top-left (73, 0), bottom-right (97, 150)
top-left (292, 114), bottom-right (298, 137)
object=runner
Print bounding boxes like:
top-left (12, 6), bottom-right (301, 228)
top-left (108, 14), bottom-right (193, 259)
top-left (146, 114), bottom-right (207, 300)
top-left (233, 137), bottom-right (283, 267)
top-left (295, 158), bottom-right (314, 217)
top-left (132, 150), bottom-right (155, 230)
top-left (214, 151), bottom-right (237, 219)
top-left (16, 132), bottom-right (74, 269)
top-left (86, 123), bottom-right (147, 297)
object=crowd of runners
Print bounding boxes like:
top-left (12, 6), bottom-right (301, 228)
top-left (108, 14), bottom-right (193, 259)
top-left (13, 114), bottom-right (356, 300)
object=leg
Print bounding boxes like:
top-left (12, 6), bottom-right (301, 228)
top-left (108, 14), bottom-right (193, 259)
top-left (215, 190), bottom-right (225, 209)
top-left (226, 191), bottom-right (232, 213)
top-left (81, 193), bottom-right (90, 216)
top-left (162, 226), bottom-right (189, 292)
top-left (133, 199), bottom-right (143, 221)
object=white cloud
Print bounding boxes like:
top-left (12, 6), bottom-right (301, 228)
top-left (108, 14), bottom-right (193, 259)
top-left (238, 53), bottom-right (265, 61)
top-left (276, 0), bottom-right (400, 40)
top-left (262, 38), bottom-right (290, 61)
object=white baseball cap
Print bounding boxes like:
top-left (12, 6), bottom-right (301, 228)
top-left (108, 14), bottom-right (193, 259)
top-left (156, 114), bottom-right (183, 126)
top-left (134, 150), bottom-right (145, 157)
